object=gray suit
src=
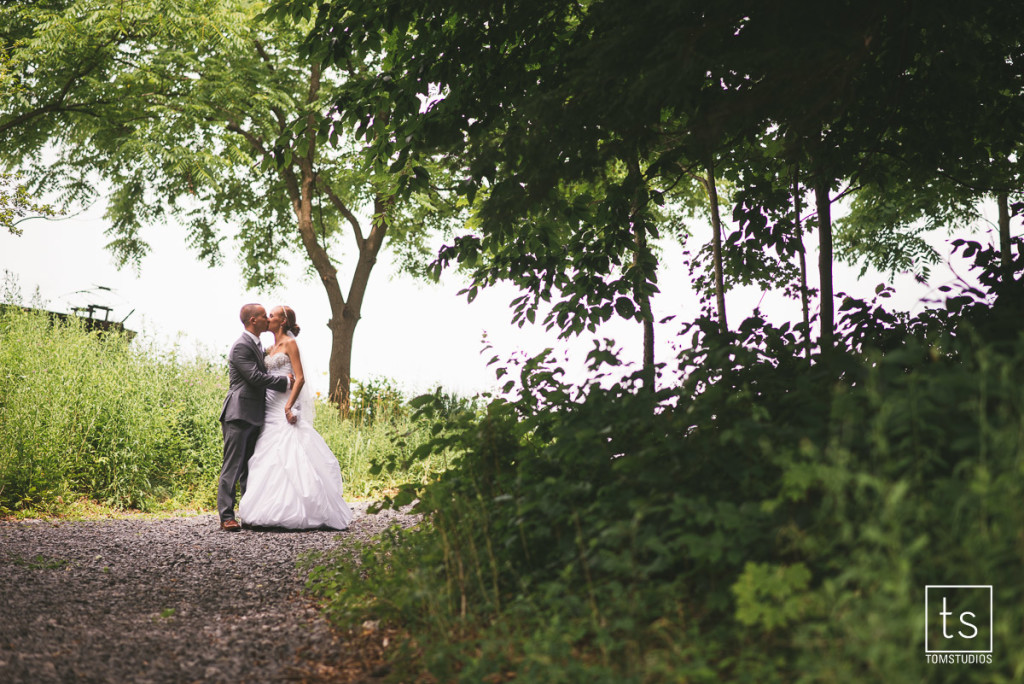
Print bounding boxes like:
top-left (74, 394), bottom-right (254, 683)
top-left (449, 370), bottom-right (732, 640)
top-left (218, 333), bottom-right (289, 523)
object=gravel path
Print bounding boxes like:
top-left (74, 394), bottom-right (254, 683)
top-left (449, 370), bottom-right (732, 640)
top-left (0, 503), bottom-right (416, 683)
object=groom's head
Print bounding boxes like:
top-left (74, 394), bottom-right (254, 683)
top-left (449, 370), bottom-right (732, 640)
top-left (240, 303), bottom-right (270, 334)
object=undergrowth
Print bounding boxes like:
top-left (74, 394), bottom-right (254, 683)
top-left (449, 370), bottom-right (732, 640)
top-left (304, 242), bottom-right (1024, 682)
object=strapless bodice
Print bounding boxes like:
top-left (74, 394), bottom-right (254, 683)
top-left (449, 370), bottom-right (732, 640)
top-left (267, 352), bottom-right (292, 375)
top-left (264, 353), bottom-right (294, 425)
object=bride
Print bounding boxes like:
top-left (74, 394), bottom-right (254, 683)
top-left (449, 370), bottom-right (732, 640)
top-left (238, 305), bottom-right (353, 530)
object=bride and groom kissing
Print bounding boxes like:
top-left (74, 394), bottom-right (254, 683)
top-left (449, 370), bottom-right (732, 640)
top-left (217, 303), bottom-right (352, 532)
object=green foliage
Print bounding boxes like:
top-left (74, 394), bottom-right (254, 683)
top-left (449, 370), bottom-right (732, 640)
top-left (0, 0), bottom-right (462, 281)
top-left (0, 305), bottom-right (455, 512)
top-left (1, 171), bottom-right (55, 235)
top-left (294, 0), bottom-right (1024, 350)
top-left (348, 375), bottom-right (407, 426)
top-left (2, 0), bottom-right (332, 278)
top-left (733, 562), bottom-right (815, 631)
top-left (834, 175), bottom-right (980, 279)
top-left (0, 308), bottom-right (225, 511)
top-left (275, 1), bottom-right (1024, 677)
top-left (313, 402), bottom-right (451, 502)
top-left (304, 247), bottom-right (1024, 681)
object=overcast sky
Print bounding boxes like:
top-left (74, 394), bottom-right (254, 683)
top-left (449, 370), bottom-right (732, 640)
top-left (0, 201), bottom-right (678, 396)
top-left (1, 198), bottom-right (986, 398)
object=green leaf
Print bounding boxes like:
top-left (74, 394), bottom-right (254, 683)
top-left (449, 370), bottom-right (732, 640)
top-left (613, 297), bottom-right (635, 320)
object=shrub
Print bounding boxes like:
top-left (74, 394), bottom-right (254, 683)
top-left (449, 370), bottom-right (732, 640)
top-left (304, 245), bottom-right (1024, 681)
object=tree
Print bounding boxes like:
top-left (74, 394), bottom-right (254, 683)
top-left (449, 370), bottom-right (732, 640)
top-left (0, 0), bottom-right (453, 412)
top-left (294, 0), bottom-right (1023, 366)
top-left (284, 0), bottom-right (749, 380)
top-left (294, 0), bottom-right (875, 360)
top-left (714, 0), bottom-right (1023, 351)
top-left (825, 0), bottom-right (1024, 286)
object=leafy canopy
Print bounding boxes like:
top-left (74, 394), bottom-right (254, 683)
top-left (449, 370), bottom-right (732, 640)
top-left (0, 0), bottom-right (451, 286)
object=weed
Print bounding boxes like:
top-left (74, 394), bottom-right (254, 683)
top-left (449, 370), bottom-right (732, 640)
top-left (9, 553), bottom-right (69, 570)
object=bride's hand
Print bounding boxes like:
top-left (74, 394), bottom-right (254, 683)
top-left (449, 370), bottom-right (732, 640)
top-left (285, 406), bottom-right (298, 424)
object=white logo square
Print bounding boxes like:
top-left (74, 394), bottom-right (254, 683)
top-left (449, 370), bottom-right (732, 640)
top-left (925, 585), bottom-right (993, 654)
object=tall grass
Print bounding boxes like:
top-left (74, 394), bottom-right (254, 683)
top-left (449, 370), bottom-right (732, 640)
top-left (0, 307), bottom-right (458, 514)
top-left (317, 379), bottom-right (458, 500)
top-left (0, 309), bottom-right (225, 511)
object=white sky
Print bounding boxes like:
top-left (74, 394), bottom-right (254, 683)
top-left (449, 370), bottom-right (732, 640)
top-left (0, 198), bottom-right (992, 399)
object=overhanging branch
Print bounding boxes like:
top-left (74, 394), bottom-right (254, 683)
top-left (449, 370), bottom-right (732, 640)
top-left (316, 176), bottom-right (366, 249)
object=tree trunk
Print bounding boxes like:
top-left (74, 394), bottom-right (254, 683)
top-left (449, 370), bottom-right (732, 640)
top-left (642, 314), bottom-right (655, 383)
top-left (998, 191), bottom-right (1011, 278)
top-left (281, 62), bottom-right (391, 417)
top-left (289, 161), bottom-right (351, 414)
top-left (704, 161), bottom-right (728, 333)
top-left (331, 193), bottom-right (391, 413)
top-left (634, 220), bottom-right (655, 388)
top-left (290, 182), bottom-right (390, 417)
top-left (793, 170), bottom-right (811, 359)
top-left (626, 154), bottom-right (656, 389)
top-left (814, 179), bottom-right (834, 353)
top-left (327, 309), bottom-right (358, 416)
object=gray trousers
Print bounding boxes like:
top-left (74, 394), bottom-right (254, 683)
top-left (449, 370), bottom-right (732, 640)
top-left (218, 419), bottom-right (262, 522)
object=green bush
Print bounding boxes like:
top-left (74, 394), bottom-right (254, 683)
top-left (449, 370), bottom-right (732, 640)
top-left (304, 277), bottom-right (1024, 682)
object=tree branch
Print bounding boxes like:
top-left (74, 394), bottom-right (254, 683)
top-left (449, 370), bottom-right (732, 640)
top-left (316, 176), bottom-right (366, 248)
top-left (0, 35), bottom-right (126, 138)
top-left (345, 191), bottom-right (394, 316)
top-left (0, 82), bottom-right (84, 137)
top-left (253, 39), bottom-right (276, 71)
top-left (224, 118), bottom-right (272, 159)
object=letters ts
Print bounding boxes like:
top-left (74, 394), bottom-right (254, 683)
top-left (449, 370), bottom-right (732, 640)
top-left (939, 597), bottom-right (979, 639)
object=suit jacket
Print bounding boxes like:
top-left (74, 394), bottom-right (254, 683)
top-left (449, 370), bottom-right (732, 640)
top-left (219, 333), bottom-right (290, 425)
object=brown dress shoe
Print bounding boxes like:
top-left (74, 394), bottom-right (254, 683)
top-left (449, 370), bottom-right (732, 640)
top-left (220, 519), bottom-right (242, 532)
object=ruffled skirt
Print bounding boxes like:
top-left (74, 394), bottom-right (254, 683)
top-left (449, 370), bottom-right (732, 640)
top-left (239, 388), bottom-right (353, 530)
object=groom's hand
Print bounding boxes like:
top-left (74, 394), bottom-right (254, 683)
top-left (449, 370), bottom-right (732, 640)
top-left (288, 373), bottom-right (295, 388)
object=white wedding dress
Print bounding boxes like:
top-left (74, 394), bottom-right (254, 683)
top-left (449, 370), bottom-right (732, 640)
top-left (238, 351), bottom-right (353, 530)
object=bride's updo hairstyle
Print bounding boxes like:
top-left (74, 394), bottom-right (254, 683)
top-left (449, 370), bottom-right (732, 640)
top-left (281, 306), bottom-right (300, 337)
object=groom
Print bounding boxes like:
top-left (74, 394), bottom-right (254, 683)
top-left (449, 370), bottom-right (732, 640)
top-left (218, 303), bottom-right (291, 531)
